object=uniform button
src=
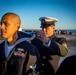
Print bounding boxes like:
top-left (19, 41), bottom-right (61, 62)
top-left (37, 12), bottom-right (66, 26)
top-left (43, 56), bottom-right (46, 59)
top-left (42, 63), bottom-right (44, 66)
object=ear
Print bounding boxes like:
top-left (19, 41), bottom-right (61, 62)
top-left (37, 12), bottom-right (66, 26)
top-left (53, 25), bottom-right (55, 30)
top-left (16, 23), bottom-right (20, 30)
top-left (51, 25), bottom-right (55, 30)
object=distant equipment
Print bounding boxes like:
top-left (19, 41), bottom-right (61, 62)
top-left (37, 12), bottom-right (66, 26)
top-left (18, 28), bottom-right (22, 31)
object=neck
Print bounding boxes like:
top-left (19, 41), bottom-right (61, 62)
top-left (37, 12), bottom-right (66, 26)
top-left (7, 32), bottom-right (18, 46)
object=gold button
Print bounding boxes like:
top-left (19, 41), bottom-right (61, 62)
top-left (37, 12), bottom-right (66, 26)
top-left (43, 56), bottom-right (46, 59)
top-left (42, 63), bottom-right (44, 66)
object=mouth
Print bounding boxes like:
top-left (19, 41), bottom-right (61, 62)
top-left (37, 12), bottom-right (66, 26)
top-left (1, 31), bottom-right (6, 35)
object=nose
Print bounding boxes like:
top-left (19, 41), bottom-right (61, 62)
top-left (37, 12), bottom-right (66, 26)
top-left (0, 23), bottom-right (5, 30)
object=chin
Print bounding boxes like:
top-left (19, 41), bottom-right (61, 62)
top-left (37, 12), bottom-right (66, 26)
top-left (1, 35), bottom-right (7, 39)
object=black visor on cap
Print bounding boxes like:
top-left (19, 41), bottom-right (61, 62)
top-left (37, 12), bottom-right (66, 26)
top-left (40, 24), bottom-right (52, 28)
top-left (40, 22), bottom-right (55, 28)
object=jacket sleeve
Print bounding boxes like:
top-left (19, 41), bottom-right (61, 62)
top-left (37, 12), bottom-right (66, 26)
top-left (48, 40), bottom-right (68, 56)
top-left (55, 37), bottom-right (68, 49)
top-left (24, 43), bottom-right (41, 75)
top-left (55, 37), bottom-right (68, 56)
top-left (56, 42), bottom-right (68, 56)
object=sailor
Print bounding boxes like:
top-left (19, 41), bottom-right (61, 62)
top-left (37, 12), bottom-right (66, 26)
top-left (0, 12), bottom-right (41, 75)
top-left (31, 16), bottom-right (68, 75)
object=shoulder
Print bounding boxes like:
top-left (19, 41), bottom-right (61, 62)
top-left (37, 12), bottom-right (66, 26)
top-left (63, 55), bottom-right (76, 63)
top-left (0, 41), bottom-right (5, 48)
top-left (0, 41), bottom-right (5, 53)
top-left (55, 37), bottom-right (67, 44)
top-left (56, 55), bottom-right (76, 74)
top-left (58, 55), bottom-right (76, 69)
top-left (18, 40), bottom-right (40, 57)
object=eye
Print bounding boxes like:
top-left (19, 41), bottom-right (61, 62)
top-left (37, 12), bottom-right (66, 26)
top-left (4, 22), bottom-right (8, 26)
top-left (0, 22), bottom-right (8, 26)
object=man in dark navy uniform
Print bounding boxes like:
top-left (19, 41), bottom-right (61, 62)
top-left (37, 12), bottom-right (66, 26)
top-left (31, 17), bottom-right (68, 75)
top-left (0, 12), bottom-right (41, 75)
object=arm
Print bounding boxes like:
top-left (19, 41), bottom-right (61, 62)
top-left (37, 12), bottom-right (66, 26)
top-left (56, 42), bottom-right (68, 56)
top-left (46, 39), bottom-right (68, 56)
top-left (25, 44), bottom-right (41, 75)
top-left (55, 37), bottom-right (68, 56)
top-left (35, 30), bottom-right (68, 56)
top-left (55, 37), bottom-right (68, 49)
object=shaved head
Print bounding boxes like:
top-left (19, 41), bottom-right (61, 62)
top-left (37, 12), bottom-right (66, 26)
top-left (1, 12), bottom-right (21, 42)
top-left (1, 12), bottom-right (21, 25)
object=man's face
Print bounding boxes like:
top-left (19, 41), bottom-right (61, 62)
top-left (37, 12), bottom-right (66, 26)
top-left (42, 25), bottom-right (55, 37)
top-left (1, 15), bottom-right (18, 39)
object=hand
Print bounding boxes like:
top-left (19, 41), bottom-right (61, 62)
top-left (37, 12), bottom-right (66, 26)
top-left (36, 30), bottom-right (49, 44)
